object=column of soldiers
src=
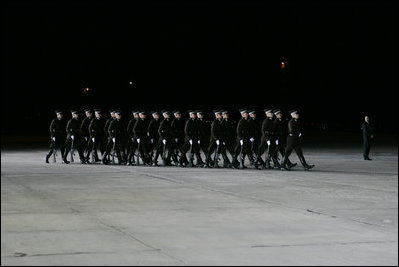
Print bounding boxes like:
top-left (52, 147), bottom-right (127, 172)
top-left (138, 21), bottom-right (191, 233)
top-left (46, 108), bottom-right (314, 171)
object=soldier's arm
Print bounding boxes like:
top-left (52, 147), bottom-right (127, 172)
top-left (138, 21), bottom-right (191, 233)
top-left (50, 119), bottom-right (56, 137)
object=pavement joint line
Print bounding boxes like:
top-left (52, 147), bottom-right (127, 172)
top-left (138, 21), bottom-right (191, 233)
top-left (251, 240), bottom-right (398, 248)
top-left (107, 165), bottom-right (396, 231)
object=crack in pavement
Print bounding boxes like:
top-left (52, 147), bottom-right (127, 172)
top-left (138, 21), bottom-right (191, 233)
top-left (251, 240), bottom-right (398, 248)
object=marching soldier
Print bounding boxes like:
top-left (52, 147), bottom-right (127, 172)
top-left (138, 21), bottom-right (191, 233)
top-left (81, 109), bottom-right (94, 160)
top-left (171, 110), bottom-right (186, 166)
top-left (102, 110), bottom-right (116, 164)
top-left (63, 110), bottom-right (86, 164)
top-left (45, 110), bottom-right (67, 163)
top-left (232, 109), bottom-right (251, 169)
top-left (248, 110), bottom-right (261, 166)
top-left (126, 110), bottom-right (140, 165)
top-left (103, 110), bottom-right (126, 164)
top-left (152, 110), bottom-right (174, 166)
top-left (86, 109), bottom-right (106, 163)
top-left (147, 111), bottom-right (162, 162)
top-left (281, 110), bottom-right (315, 171)
top-left (195, 110), bottom-right (208, 167)
top-left (206, 110), bottom-right (231, 168)
top-left (361, 115), bottom-right (374, 160)
top-left (132, 111), bottom-right (151, 165)
top-left (221, 110), bottom-right (236, 161)
top-left (273, 109), bottom-right (296, 168)
top-left (181, 110), bottom-right (200, 167)
top-left (257, 108), bottom-right (279, 169)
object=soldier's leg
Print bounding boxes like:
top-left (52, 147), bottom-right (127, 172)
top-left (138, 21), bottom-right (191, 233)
top-left (232, 140), bottom-right (242, 168)
top-left (281, 139), bottom-right (295, 170)
top-left (205, 141), bottom-right (216, 167)
top-left (152, 141), bottom-right (163, 166)
top-left (278, 142), bottom-right (296, 168)
top-left (196, 141), bottom-right (206, 166)
top-left (269, 142), bottom-right (280, 168)
top-left (76, 137), bottom-right (86, 164)
top-left (45, 140), bottom-right (55, 163)
top-left (294, 144), bottom-right (314, 170)
top-left (63, 136), bottom-right (72, 164)
top-left (256, 138), bottom-right (267, 168)
top-left (101, 138), bottom-right (112, 164)
top-left (220, 145), bottom-right (232, 168)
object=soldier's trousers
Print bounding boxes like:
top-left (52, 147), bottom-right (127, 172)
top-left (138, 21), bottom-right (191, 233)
top-left (103, 138), bottom-right (126, 163)
top-left (127, 137), bottom-right (151, 163)
top-left (47, 136), bottom-right (66, 159)
top-left (181, 139), bottom-right (203, 164)
top-left (64, 135), bottom-right (85, 162)
top-left (275, 138), bottom-right (293, 166)
top-left (154, 139), bottom-right (175, 164)
top-left (257, 136), bottom-right (279, 165)
top-left (233, 138), bottom-right (251, 162)
top-left (207, 140), bottom-right (229, 165)
top-left (282, 137), bottom-right (309, 167)
top-left (86, 136), bottom-right (105, 161)
top-left (224, 139), bottom-right (236, 159)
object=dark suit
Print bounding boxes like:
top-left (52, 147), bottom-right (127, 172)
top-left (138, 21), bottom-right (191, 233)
top-left (361, 121), bottom-right (374, 159)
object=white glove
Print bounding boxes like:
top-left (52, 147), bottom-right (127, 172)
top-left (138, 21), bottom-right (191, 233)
top-left (216, 140), bottom-right (220, 145)
top-left (112, 137), bottom-right (116, 143)
top-left (267, 140), bottom-right (271, 146)
top-left (275, 139), bottom-right (279, 145)
top-left (175, 138), bottom-right (178, 143)
top-left (150, 138), bottom-right (154, 144)
top-left (137, 138), bottom-right (140, 144)
top-left (84, 137), bottom-right (88, 141)
top-left (198, 140), bottom-right (201, 145)
top-left (250, 137), bottom-right (254, 142)
top-left (162, 139), bottom-right (166, 144)
top-left (71, 135), bottom-right (75, 140)
top-left (298, 133), bottom-right (302, 137)
top-left (240, 139), bottom-right (243, 145)
top-left (52, 137), bottom-right (56, 141)
top-left (223, 141), bottom-right (226, 145)
top-left (92, 137), bottom-right (95, 142)
top-left (147, 132), bottom-right (150, 136)
top-left (189, 139), bottom-right (193, 145)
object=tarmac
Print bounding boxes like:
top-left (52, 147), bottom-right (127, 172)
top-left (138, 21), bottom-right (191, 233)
top-left (1, 142), bottom-right (398, 265)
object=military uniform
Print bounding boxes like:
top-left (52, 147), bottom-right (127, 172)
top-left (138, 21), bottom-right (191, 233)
top-left (63, 110), bottom-right (86, 164)
top-left (257, 109), bottom-right (279, 169)
top-left (181, 110), bottom-right (200, 167)
top-left (45, 110), bottom-right (66, 163)
top-left (103, 110), bottom-right (126, 164)
top-left (147, 111), bottom-right (162, 161)
top-left (281, 110), bottom-right (314, 170)
top-left (153, 111), bottom-right (174, 166)
top-left (103, 110), bottom-right (116, 163)
top-left (195, 111), bottom-right (208, 166)
top-left (132, 111), bottom-right (151, 165)
top-left (273, 109), bottom-right (296, 168)
top-left (86, 109), bottom-right (106, 163)
top-left (221, 110), bottom-right (236, 160)
top-left (206, 110), bottom-right (231, 168)
top-left (171, 111), bottom-right (186, 166)
top-left (248, 110), bottom-right (261, 165)
top-left (233, 109), bottom-right (251, 169)
top-left (126, 111), bottom-right (139, 165)
top-left (80, 109), bottom-right (94, 160)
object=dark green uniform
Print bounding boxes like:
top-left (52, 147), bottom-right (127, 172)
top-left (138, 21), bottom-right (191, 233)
top-left (103, 114), bottom-right (115, 162)
top-left (126, 115), bottom-right (138, 164)
top-left (248, 115), bottom-right (262, 165)
top-left (45, 115), bottom-right (66, 163)
top-left (196, 117), bottom-right (208, 166)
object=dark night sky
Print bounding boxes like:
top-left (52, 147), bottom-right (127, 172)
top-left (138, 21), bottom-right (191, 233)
top-left (1, 1), bottom-right (398, 134)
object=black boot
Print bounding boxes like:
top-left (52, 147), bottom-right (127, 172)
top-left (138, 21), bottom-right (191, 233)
top-left (45, 154), bottom-right (51, 164)
top-left (239, 154), bottom-right (247, 169)
top-left (63, 157), bottom-right (70, 164)
top-left (299, 156), bottom-right (314, 170)
top-left (280, 155), bottom-right (290, 171)
top-left (152, 152), bottom-right (160, 166)
top-left (254, 156), bottom-right (264, 169)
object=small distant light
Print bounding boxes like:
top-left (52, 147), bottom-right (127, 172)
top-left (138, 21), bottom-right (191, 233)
top-left (129, 82), bottom-right (133, 85)
top-left (83, 87), bottom-right (89, 93)
top-left (281, 62), bottom-right (286, 69)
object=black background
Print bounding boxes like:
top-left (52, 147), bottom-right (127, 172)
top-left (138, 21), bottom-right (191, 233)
top-left (1, 0), bottom-right (397, 135)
